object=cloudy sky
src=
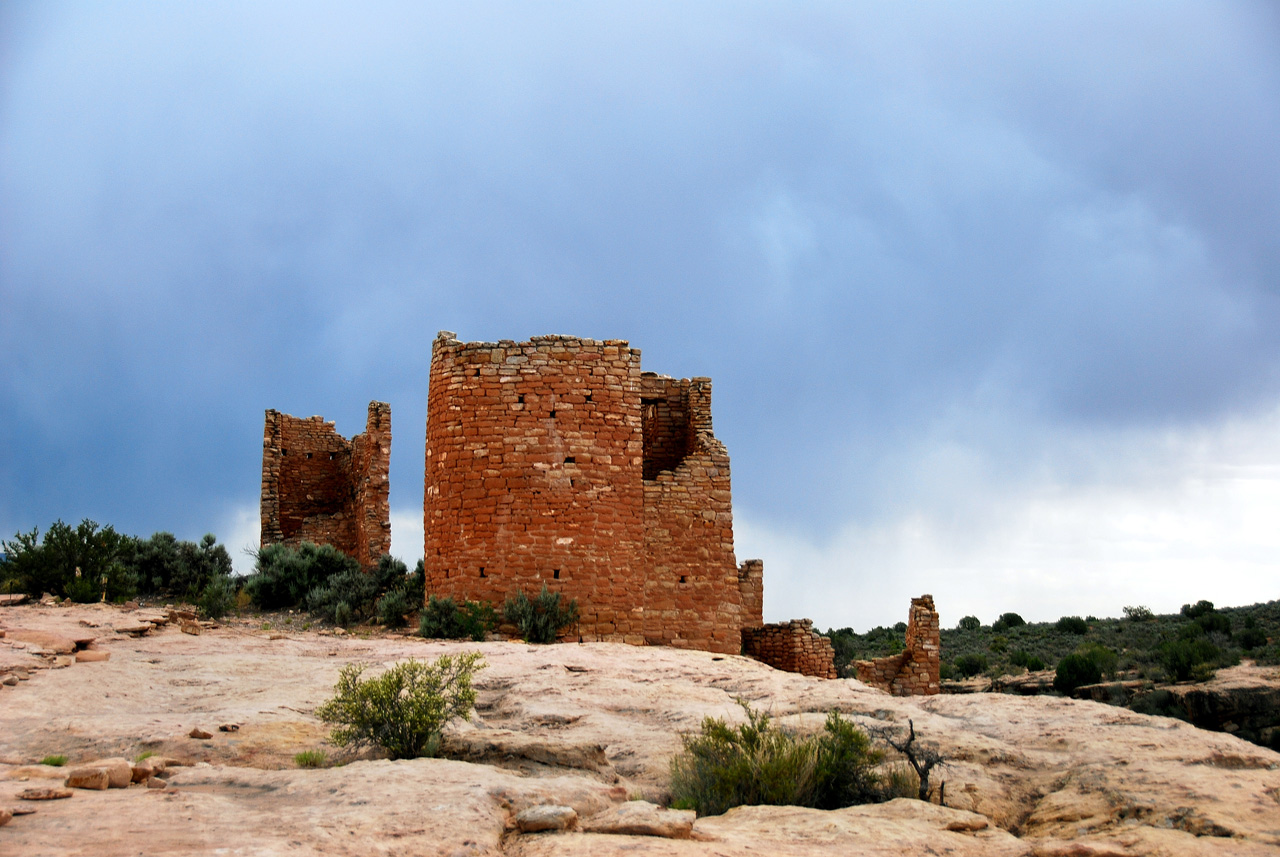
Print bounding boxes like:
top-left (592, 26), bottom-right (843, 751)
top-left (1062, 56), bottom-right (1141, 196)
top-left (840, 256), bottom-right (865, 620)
top-left (3, 2), bottom-right (1279, 631)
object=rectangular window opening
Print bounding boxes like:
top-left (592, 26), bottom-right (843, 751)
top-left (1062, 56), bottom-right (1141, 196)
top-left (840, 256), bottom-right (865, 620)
top-left (680, 575), bottom-right (688, 584)
top-left (564, 456), bottom-right (575, 464)
top-left (550, 409), bottom-right (556, 418)
top-left (517, 394), bottom-right (525, 404)
top-left (479, 567), bottom-right (486, 578)
top-left (553, 569), bottom-right (560, 580)
top-left (305, 452), bottom-right (313, 459)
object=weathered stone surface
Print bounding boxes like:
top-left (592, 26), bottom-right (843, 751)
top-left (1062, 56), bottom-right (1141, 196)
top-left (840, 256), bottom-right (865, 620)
top-left (0, 593), bottom-right (28, 606)
top-left (63, 767), bottom-right (109, 790)
top-left (189, 728), bottom-right (212, 740)
top-left (75, 650), bottom-right (110, 663)
top-left (1, 602), bottom-right (1278, 857)
top-left (5, 629), bottom-right (76, 654)
top-left (17, 787), bottom-right (72, 800)
top-left (516, 805), bottom-right (578, 832)
top-left (0, 807), bottom-right (11, 826)
top-left (111, 622), bottom-right (153, 636)
top-left (180, 622), bottom-right (200, 636)
top-left (145, 776), bottom-right (167, 789)
top-left (581, 800), bottom-right (694, 838)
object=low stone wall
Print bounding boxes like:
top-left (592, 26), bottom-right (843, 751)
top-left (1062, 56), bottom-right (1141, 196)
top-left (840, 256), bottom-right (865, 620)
top-left (854, 595), bottom-right (940, 696)
top-left (743, 619), bottom-right (837, 679)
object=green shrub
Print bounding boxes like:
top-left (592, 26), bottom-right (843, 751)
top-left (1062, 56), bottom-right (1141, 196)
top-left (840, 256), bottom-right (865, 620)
top-left (1054, 643), bottom-right (1117, 694)
top-left (1123, 605), bottom-right (1154, 622)
top-left (669, 701), bottom-right (883, 817)
top-left (294, 749), bottom-right (328, 768)
top-left (1010, 650), bottom-right (1046, 671)
top-left (1238, 627), bottom-right (1267, 651)
top-left (419, 595), bottom-right (497, 641)
top-left (1159, 636), bottom-right (1221, 682)
top-left (1131, 689), bottom-right (1188, 721)
top-left (992, 612), bottom-right (1025, 632)
top-left (957, 615), bottom-right (981, 631)
top-left (953, 653), bottom-right (988, 678)
top-left (1181, 600), bottom-right (1215, 620)
top-left (938, 662), bottom-right (955, 680)
top-left (504, 585), bottom-right (579, 643)
top-left (1194, 611), bottom-right (1232, 638)
top-left (315, 652), bottom-right (485, 760)
top-left (376, 589), bottom-right (411, 628)
top-left (246, 542), bottom-right (359, 610)
top-left (199, 574), bottom-right (237, 619)
top-left (39, 755), bottom-right (67, 766)
top-left (306, 566), bottom-right (378, 625)
top-left (1057, 616), bottom-right (1088, 635)
top-left (2, 520), bottom-right (136, 601)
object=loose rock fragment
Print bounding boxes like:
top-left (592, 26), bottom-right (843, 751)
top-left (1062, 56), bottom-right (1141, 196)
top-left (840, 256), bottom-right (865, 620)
top-left (189, 728), bottom-right (213, 740)
top-left (515, 805), bottom-right (578, 833)
top-left (18, 787), bottom-right (72, 800)
top-left (64, 767), bottom-right (110, 790)
top-left (75, 650), bottom-right (110, 663)
top-left (581, 801), bottom-right (695, 838)
top-left (0, 808), bottom-right (11, 826)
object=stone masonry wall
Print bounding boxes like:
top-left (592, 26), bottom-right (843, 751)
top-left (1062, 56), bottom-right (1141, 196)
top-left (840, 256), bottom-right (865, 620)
top-left (854, 595), bottom-right (941, 696)
top-left (742, 619), bottom-right (837, 679)
top-left (261, 401), bottom-right (391, 568)
top-left (423, 331), bottom-right (762, 654)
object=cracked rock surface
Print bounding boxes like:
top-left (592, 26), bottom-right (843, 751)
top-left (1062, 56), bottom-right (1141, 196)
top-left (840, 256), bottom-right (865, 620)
top-left (2, 602), bottom-right (1278, 856)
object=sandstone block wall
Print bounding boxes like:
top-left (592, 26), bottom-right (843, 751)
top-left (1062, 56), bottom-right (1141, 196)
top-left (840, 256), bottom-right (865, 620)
top-left (423, 331), bottom-right (762, 654)
top-left (261, 401), bottom-right (391, 568)
top-left (742, 619), bottom-right (837, 679)
top-left (854, 595), bottom-right (941, 696)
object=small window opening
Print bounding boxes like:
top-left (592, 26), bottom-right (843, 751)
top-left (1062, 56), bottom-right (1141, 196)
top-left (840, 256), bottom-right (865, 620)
top-left (564, 456), bottom-right (575, 464)
top-left (680, 575), bottom-right (688, 584)
top-left (329, 452), bottom-right (336, 460)
top-left (282, 449), bottom-right (288, 456)
top-left (305, 452), bottom-right (312, 459)
top-left (550, 409), bottom-right (556, 418)
top-left (517, 394), bottom-right (525, 404)
top-left (553, 569), bottom-right (560, 580)
top-left (584, 393), bottom-right (592, 403)
top-left (479, 567), bottom-right (486, 578)
top-left (474, 368), bottom-right (480, 377)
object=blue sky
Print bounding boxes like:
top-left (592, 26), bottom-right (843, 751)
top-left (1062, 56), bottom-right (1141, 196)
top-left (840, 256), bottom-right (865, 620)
top-left (3, 2), bottom-right (1279, 630)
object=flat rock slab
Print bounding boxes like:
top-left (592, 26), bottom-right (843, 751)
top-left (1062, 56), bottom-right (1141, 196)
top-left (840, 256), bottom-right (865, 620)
top-left (516, 805), bottom-right (579, 832)
top-left (75, 650), bottom-right (110, 663)
top-left (18, 787), bottom-right (72, 800)
top-left (582, 800), bottom-right (694, 838)
top-left (5, 630), bottom-right (76, 654)
top-left (0, 594), bottom-right (29, 606)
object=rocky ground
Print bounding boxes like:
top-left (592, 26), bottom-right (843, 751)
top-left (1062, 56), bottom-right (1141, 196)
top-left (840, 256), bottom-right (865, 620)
top-left (2, 601), bottom-right (1279, 856)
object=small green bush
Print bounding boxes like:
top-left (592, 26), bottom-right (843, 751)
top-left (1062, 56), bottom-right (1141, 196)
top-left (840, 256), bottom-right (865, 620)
top-left (1010, 650), bottom-right (1046, 671)
top-left (315, 652), bottom-right (485, 760)
top-left (39, 754), bottom-right (67, 766)
top-left (419, 595), bottom-right (496, 641)
top-left (1054, 643), bottom-right (1117, 694)
top-left (504, 585), bottom-right (579, 643)
top-left (1181, 600), bottom-right (1215, 620)
top-left (992, 612), bottom-right (1025, 632)
top-left (375, 589), bottom-right (411, 628)
top-left (247, 542), bottom-right (360, 610)
top-left (1056, 616), bottom-right (1088, 635)
top-left (1238, 627), bottom-right (1267, 651)
top-left (294, 749), bottom-right (328, 768)
top-left (1159, 636), bottom-right (1221, 682)
top-left (669, 701), bottom-right (883, 817)
top-left (1123, 605), bottom-right (1154, 622)
top-left (953, 653), bottom-right (988, 678)
top-left (199, 574), bottom-right (237, 620)
top-left (957, 615), bottom-right (981, 631)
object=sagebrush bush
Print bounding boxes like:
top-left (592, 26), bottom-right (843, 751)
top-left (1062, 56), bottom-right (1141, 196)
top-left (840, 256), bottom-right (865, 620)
top-left (419, 595), bottom-right (497, 641)
top-left (957, 615), bottom-right (981, 631)
top-left (376, 589), bottom-right (411, 628)
top-left (1010, 650), bottom-right (1046, 671)
top-left (199, 574), bottom-right (237, 619)
top-left (504, 585), bottom-right (579, 643)
top-left (1056, 616), bottom-right (1088, 635)
top-left (1159, 636), bottom-right (1222, 682)
top-left (246, 542), bottom-right (358, 610)
top-left (1053, 643), bottom-right (1117, 694)
top-left (992, 612), bottom-right (1025, 632)
top-left (953, 653), bottom-right (988, 678)
top-left (315, 652), bottom-right (485, 760)
top-left (669, 701), bottom-right (887, 817)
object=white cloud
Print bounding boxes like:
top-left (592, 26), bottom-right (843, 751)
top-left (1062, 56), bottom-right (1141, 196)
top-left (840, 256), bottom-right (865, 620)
top-left (218, 504), bottom-right (261, 577)
top-left (390, 507), bottom-right (423, 569)
top-left (736, 406), bottom-right (1280, 632)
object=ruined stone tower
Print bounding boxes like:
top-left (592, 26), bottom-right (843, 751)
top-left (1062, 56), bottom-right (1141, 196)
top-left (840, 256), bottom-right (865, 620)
top-left (260, 401), bottom-right (391, 568)
top-left (423, 332), bottom-right (762, 654)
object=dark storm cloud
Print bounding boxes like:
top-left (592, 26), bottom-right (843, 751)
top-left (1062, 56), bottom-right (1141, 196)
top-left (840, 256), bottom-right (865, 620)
top-left (2, 3), bottom-right (1279, 592)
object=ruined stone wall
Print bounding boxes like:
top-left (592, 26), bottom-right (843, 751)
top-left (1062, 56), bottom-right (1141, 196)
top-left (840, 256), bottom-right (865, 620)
top-left (854, 595), bottom-right (941, 696)
top-left (423, 332), bottom-right (756, 654)
top-left (738, 559), bottom-right (764, 632)
top-left (640, 374), bottom-right (744, 653)
top-left (742, 619), bottom-right (837, 679)
top-left (261, 402), bottom-right (391, 567)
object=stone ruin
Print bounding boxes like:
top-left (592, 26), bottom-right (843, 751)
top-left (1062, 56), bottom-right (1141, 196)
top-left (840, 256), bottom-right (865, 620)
top-left (423, 332), bottom-right (761, 655)
top-left (854, 595), bottom-right (941, 695)
top-left (260, 401), bottom-right (391, 568)
top-left (260, 332), bottom-right (928, 682)
top-left (743, 619), bottom-right (838, 679)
